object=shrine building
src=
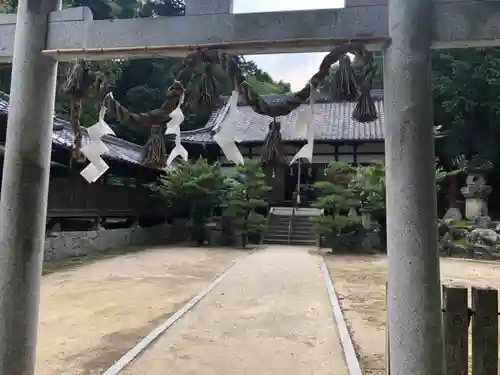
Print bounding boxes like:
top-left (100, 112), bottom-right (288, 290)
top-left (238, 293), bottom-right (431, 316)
top-left (180, 89), bottom-right (385, 206)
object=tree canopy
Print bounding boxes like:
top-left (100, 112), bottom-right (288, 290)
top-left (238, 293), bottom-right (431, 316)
top-left (0, 0), bottom-right (291, 145)
top-left (2, 0), bottom-right (499, 168)
top-left (432, 48), bottom-right (500, 167)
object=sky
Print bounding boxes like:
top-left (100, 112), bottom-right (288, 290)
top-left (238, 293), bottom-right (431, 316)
top-left (233, 0), bottom-right (345, 91)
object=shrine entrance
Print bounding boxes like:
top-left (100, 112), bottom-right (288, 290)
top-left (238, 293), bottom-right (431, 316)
top-left (2, 0), bottom-right (498, 373)
top-left (284, 163), bottom-right (320, 206)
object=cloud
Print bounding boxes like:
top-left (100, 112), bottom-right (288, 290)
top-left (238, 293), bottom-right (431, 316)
top-left (234, 0), bottom-right (344, 13)
top-left (233, 0), bottom-right (345, 91)
top-left (250, 53), bottom-right (327, 91)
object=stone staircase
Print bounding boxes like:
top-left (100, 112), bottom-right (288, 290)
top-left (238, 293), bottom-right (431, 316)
top-left (263, 207), bottom-right (320, 246)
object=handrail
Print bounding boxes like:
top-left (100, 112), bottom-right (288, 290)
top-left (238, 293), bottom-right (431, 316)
top-left (287, 200), bottom-right (298, 245)
top-left (261, 206), bottom-right (273, 245)
top-left (316, 208), bottom-right (325, 246)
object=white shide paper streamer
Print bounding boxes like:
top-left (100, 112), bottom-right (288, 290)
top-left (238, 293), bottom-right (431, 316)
top-left (165, 89), bottom-right (188, 165)
top-left (80, 93), bottom-right (116, 183)
top-left (214, 90), bottom-right (245, 165)
top-left (290, 84), bottom-right (320, 165)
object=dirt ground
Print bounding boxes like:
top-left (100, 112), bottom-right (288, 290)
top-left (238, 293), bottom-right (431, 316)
top-left (325, 255), bottom-right (500, 375)
top-left (36, 246), bottom-right (244, 375)
top-left (121, 246), bottom-right (349, 375)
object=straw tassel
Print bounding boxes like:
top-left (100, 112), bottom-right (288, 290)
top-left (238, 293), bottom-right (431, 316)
top-left (352, 55), bottom-right (378, 122)
top-left (352, 91), bottom-right (377, 122)
top-left (142, 124), bottom-right (167, 168)
top-left (190, 63), bottom-right (220, 109)
top-left (261, 120), bottom-right (287, 165)
top-left (333, 54), bottom-right (358, 102)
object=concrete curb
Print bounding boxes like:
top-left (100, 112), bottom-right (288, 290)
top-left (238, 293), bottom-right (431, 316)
top-left (101, 255), bottom-right (245, 375)
top-left (321, 260), bottom-right (363, 375)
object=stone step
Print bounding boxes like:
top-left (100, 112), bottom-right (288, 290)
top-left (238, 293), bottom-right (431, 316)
top-left (263, 239), bottom-right (317, 246)
top-left (267, 226), bottom-right (288, 233)
top-left (291, 230), bottom-right (317, 237)
top-left (290, 240), bottom-right (317, 246)
top-left (265, 232), bottom-right (316, 239)
top-left (291, 231), bottom-right (316, 237)
top-left (265, 231), bottom-right (289, 236)
top-left (291, 234), bottom-right (316, 240)
top-left (268, 221), bottom-right (291, 225)
top-left (269, 217), bottom-right (293, 223)
top-left (265, 232), bottom-right (288, 238)
top-left (293, 219), bottom-right (314, 223)
top-left (292, 223), bottom-right (315, 228)
top-left (263, 238), bottom-right (290, 245)
top-left (292, 225), bottom-right (315, 231)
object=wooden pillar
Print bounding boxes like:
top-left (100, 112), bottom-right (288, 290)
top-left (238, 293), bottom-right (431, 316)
top-left (264, 164), bottom-right (285, 205)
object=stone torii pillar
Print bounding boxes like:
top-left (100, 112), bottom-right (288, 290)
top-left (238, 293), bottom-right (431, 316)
top-left (383, 0), bottom-right (445, 374)
top-left (0, 0), bottom-right (61, 373)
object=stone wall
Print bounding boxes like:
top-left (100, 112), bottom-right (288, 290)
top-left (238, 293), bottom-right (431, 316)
top-left (44, 224), bottom-right (172, 262)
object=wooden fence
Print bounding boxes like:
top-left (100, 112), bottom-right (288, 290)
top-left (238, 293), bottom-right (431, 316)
top-left (386, 285), bottom-right (499, 375)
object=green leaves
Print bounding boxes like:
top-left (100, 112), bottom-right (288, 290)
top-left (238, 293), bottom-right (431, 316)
top-left (312, 160), bottom-right (453, 236)
top-left (433, 48), bottom-right (500, 165)
top-left (154, 158), bottom-right (225, 216)
top-left (311, 215), bottom-right (361, 236)
top-left (224, 159), bottom-right (271, 236)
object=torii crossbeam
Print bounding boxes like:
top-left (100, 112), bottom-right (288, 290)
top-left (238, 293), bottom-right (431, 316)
top-left (0, 0), bottom-right (497, 374)
top-left (0, 0), bottom-right (499, 61)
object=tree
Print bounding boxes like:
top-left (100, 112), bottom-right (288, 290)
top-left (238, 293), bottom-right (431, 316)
top-left (312, 161), bottom-right (455, 250)
top-left (311, 162), bottom-right (362, 244)
top-left (432, 48), bottom-right (500, 167)
top-left (0, 0), bottom-right (291, 146)
top-left (350, 163), bottom-right (385, 212)
top-left (153, 158), bottom-right (225, 245)
top-left (224, 159), bottom-right (271, 248)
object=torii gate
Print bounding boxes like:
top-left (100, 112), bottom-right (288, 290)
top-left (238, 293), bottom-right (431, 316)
top-left (0, 0), bottom-right (499, 374)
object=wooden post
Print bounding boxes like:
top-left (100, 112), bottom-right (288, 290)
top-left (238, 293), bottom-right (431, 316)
top-left (471, 287), bottom-right (498, 375)
top-left (442, 285), bottom-right (469, 375)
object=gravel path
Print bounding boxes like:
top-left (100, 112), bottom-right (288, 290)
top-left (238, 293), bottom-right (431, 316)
top-left (121, 246), bottom-right (349, 375)
top-left (37, 247), bottom-right (243, 375)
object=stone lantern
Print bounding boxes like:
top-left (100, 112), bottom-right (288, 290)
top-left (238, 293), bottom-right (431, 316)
top-left (460, 159), bottom-right (493, 220)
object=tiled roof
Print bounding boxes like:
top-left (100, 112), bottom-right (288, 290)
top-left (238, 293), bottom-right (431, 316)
top-left (180, 89), bottom-right (385, 144)
top-left (0, 91), bottom-right (168, 171)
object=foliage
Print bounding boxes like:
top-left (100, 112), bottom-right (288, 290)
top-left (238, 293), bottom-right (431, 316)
top-left (0, 0), bottom-right (291, 148)
top-left (105, 174), bottom-right (154, 189)
top-left (350, 164), bottom-right (385, 211)
top-left (311, 162), bottom-right (362, 236)
top-left (311, 161), bottom-right (457, 238)
top-left (432, 48), bottom-right (500, 167)
top-left (317, 47), bottom-right (500, 172)
top-left (153, 158), bottom-right (225, 244)
top-left (224, 160), bottom-right (271, 247)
